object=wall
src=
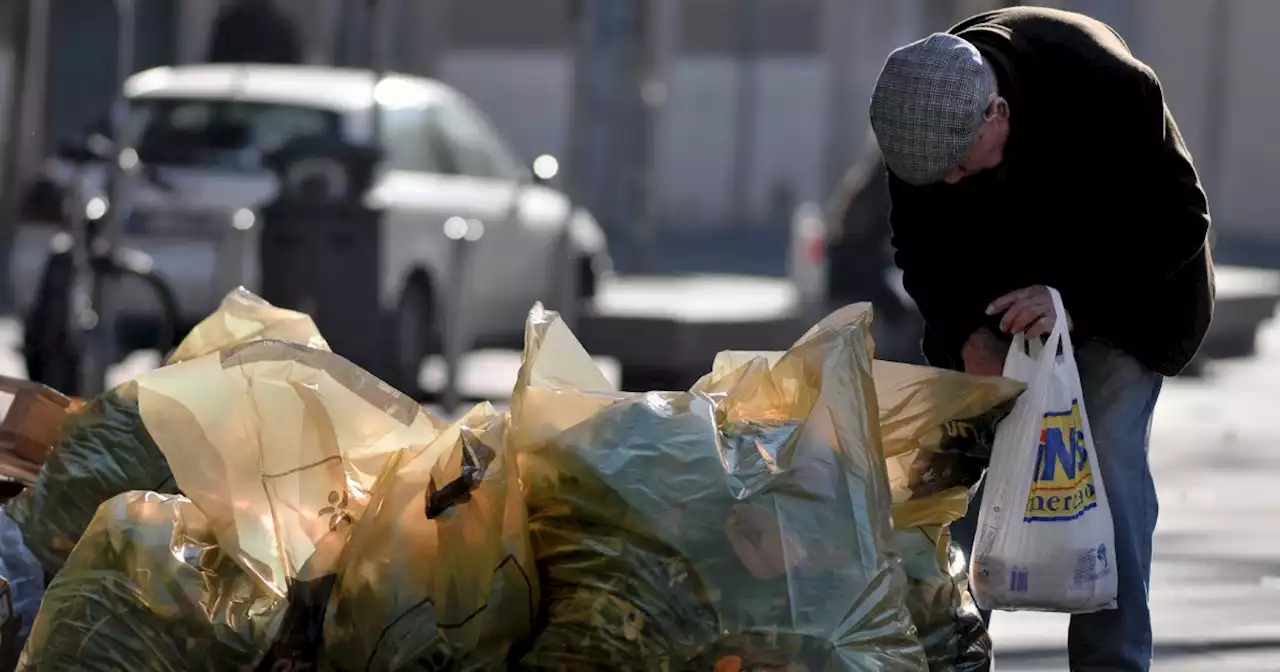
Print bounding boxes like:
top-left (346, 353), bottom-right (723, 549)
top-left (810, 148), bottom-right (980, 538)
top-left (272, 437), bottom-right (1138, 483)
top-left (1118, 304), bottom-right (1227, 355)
top-left (37, 0), bottom-right (1280, 252)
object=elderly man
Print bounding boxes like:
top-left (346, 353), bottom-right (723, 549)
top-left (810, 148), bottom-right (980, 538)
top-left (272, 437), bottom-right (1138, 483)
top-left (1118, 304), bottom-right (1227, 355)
top-left (869, 6), bottom-right (1214, 671)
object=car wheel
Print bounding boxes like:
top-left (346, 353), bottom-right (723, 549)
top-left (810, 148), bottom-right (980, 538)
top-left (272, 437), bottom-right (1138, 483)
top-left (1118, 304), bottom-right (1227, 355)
top-left (392, 277), bottom-right (437, 398)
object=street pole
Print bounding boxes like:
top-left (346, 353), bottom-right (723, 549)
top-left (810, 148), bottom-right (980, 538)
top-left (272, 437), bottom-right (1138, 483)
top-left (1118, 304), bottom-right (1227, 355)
top-left (1203, 0), bottom-right (1231, 249)
top-left (79, 0), bottom-right (137, 396)
top-left (0, 0), bottom-right (32, 316)
top-left (0, 0), bottom-right (50, 315)
top-left (367, 0), bottom-right (390, 146)
top-left (630, 0), bottom-right (660, 274)
top-left (729, 0), bottom-right (759, 231)
top-left (441, 217), bottom-right (479, 415)
top-left (554, 0), bottom-right (591, 330)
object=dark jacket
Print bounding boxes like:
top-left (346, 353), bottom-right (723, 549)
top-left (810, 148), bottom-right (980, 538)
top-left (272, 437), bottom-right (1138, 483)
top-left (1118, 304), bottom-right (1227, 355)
top-left (888, 7), bottom-right (1214, 376)
top-left (825, 146), bottom-right (897, 309)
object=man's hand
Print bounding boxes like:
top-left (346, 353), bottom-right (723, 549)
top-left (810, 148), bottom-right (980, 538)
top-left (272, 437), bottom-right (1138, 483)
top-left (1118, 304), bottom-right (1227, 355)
top-left (962, 328), bottom-right (1008, 377)
top-left (986, 285), bottom-right (1073, 338)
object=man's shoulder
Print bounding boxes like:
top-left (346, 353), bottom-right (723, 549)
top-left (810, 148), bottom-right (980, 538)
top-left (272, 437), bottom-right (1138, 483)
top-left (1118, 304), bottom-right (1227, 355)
top-left (952, 6), bottom-right (1144, 73)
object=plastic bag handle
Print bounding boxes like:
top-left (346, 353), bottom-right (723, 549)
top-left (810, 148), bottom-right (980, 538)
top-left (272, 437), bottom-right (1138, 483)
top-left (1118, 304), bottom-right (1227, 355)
top-left (424, 441), bottom-right (495, 519)
top-left (1004, 287), bottom-right (1071, 379)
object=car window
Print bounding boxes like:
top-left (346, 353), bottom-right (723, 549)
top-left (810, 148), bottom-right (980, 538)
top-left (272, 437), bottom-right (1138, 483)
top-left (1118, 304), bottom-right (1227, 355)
top-left (381, 105), bottom-right (461, 175)
top-left (428, 99), bottom-right (520, 180)
top-left (116, 98), bottom-right (342, 171)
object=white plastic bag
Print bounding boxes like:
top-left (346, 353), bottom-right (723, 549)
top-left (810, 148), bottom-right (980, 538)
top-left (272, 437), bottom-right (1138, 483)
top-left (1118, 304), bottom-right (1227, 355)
top-left (968, 287), bottom-right (1118, 613)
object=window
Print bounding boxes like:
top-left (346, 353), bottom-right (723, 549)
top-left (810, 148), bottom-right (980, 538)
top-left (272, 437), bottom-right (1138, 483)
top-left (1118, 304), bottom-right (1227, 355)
top-left (427, 99), bottom-right (520, 180)
top-left (93, 98), bottom-right (343, 171)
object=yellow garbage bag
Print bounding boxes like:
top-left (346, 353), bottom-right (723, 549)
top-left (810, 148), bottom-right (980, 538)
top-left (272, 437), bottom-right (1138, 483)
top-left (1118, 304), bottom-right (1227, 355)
top-left (324, 402), bottom-right (537, 670)
top-left (22, 337), bottom-right (536, 670)
top-left (699, 322), bottom-right (1024, 672)
top-left (6, 289), bottom-right (331, 575)
top-left (5, 381), bottom-right (174, 575)
top-left (18, 491), bottom-right (319, 670)
top-left (511, 303), bottom-right (926, 671)
top-left (166, 286), bottom-right (331, 365)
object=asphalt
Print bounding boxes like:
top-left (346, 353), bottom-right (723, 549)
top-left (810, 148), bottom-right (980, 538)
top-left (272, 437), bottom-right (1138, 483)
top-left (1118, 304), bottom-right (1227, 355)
top-left (0, 310), bottom-right (1276, 671)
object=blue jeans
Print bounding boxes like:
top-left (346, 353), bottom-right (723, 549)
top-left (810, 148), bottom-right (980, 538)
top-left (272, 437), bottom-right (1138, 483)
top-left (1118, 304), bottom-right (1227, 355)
top-left (950, 339), bottom-right (1165, 671)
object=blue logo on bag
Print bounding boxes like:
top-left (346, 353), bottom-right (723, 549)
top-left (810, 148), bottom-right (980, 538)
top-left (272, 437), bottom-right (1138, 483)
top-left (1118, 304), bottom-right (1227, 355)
top-left (1024, 399), bottom-right (1098, 523)
top-left (1010, 567), bottom-right (1029, 593)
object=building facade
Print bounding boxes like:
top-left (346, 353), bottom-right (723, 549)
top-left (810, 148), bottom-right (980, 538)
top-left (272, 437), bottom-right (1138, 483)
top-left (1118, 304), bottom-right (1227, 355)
top-left (5, 0), bottom-right (1277, 258)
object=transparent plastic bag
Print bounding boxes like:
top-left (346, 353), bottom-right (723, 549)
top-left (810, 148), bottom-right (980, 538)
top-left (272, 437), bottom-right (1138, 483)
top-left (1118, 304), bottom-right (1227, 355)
top-left (511, 303), bottom-right (926, 670)
top-left (324, 403), bottom-right (537, 670)
top-left (696, 319), bottom-right (1026, 671)
top-left (7, 288), bottom-right (330, 576)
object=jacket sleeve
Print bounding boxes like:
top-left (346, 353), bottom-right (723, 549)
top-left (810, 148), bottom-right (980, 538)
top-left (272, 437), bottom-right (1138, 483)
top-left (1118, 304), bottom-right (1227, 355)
top-left (1063, 68), bottom-right (1211, 333)
top-left (1119, 71), bottom-right (1211, 278)
top-left (887, 173), bottom-right (991, 366)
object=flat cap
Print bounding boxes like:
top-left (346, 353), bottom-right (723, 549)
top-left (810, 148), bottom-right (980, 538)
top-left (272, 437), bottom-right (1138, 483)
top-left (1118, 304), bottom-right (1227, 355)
top-left (869, 33), bottom-right (996, 186)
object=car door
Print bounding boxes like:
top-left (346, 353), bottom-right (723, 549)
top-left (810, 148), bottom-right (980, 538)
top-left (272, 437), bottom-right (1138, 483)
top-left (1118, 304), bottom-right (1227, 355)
top-left (426, 96), bottom-right (551, 341)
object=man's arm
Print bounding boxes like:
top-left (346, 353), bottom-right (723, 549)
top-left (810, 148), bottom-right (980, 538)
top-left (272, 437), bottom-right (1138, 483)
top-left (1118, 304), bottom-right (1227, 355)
top-left (887, 174), bottom-right (991, 368)
top-left (1116, 70), bottom-right (1211, 278)
top-left (1063, 67), bottom-right (1211, 334)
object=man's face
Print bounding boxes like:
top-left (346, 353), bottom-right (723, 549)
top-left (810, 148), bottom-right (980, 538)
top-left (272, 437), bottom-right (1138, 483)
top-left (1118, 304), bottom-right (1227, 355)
top-left (943, 96), bottom-right (1010, 184)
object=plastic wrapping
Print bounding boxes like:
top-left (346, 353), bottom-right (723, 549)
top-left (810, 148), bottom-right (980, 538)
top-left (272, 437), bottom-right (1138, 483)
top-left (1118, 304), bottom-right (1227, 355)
top-left (23, 332), bottom-right (535, 670)
top-left (20, 336), bottom-right (435, 669)
top-left (324, 402), bottom-right (537, 671)
top-left (6, 288), bottom-right (331, 577)
top-left (166, 286), bottom-right (331, 365)
top-left (696, 326), bottom-right (1024, 671)
top-left (873, 361), bottom-right (1022, 671)
top-left (18, 491), bottom-right (292, 671)
top-left (511, 303), bottom-right (927, 670)
top-left (0, 509), bottom-right (42, 649)
top-left (5, 381), bottom-right (175, 575)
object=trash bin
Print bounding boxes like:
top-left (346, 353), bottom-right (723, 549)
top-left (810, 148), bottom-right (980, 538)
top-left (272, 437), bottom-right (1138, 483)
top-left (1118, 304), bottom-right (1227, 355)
top-left (258, 136), bottom-right (391, 381)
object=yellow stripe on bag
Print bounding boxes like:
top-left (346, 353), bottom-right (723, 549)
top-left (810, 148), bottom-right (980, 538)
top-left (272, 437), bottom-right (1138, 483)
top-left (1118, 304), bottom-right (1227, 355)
top-left (1024, 399), bottom-right (1098, 523)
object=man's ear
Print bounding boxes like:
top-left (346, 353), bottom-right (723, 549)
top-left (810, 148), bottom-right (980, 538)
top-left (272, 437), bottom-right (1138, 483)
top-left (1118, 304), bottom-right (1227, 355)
top-left (994, 96), bottom-right (1010, 120)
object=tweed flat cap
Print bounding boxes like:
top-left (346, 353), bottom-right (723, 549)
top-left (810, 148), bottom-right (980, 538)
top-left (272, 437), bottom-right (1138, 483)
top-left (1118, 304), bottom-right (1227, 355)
top-left (870, 33), bottom-right (996, 185)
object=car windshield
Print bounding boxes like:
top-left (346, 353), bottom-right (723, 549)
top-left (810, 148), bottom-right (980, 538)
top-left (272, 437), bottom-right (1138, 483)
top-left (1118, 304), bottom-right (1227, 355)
top-left (80, 98), bottom-right (344, 171)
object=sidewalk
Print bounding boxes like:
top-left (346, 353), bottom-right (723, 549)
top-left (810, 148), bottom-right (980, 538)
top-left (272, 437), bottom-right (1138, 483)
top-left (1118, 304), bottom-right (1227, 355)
top-left (989, 319), bottom-right (1280, 670)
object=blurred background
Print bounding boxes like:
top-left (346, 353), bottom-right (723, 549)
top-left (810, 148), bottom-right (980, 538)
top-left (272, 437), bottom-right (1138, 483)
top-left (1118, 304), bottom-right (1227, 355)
top-left (0, 1), bottom-right (1277, 669)
top-left (4, 0), bottom-right (1277, 276)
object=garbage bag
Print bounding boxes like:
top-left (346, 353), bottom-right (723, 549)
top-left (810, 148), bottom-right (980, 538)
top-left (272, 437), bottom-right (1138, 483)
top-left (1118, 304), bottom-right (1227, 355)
top-left (0, 509), bottom-right (42, 649)
top-left (21, 338), bottom-right (438, 669)
top-left (5, 381), bottom-right (176, 575)
top-left (168, 286), bottom-right (330, 365)
top-left (6, 288), bottom-right (330, 576)
top-left (324, 402), bottom-right (537, 670)
top-left (895, 525), bottom-right (989, 671)
top-left (18, 491), bottom-right (310, 670)
top-left (695, 322), bottom-right (1024, 672)
top-left (510, 303), bottom-right (926, 670)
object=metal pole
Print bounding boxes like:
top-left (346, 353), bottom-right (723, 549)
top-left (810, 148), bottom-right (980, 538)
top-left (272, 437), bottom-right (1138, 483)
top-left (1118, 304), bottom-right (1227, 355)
top-left (729, 0), bottom-right (759, 231)
top-left (553, 0), bottom-right (591, 329)
top-left (1202, 0), bottom-right (1231, 246)
top-left (630, 0), bottom-right (660, 274)
top-left (0, 0), bottom-right (50, 315)
top-left (80, 0), bottom-right (137, 396)
top-left (441, 218), bottom-right (478, 415)
top-left (366, 0), bottom-right (389, 146)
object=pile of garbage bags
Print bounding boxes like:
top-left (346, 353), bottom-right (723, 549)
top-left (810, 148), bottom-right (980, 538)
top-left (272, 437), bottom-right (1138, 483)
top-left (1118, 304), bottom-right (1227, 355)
top-left (0, 288), bottom-right (1023, 670)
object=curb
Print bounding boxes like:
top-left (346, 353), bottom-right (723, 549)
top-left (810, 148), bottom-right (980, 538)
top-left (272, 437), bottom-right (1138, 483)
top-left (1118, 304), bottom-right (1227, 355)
top-left (998, 637), bottom-right (1280, 662)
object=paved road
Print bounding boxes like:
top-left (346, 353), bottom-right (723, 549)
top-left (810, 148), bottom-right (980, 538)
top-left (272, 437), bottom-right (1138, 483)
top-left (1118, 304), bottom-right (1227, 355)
top-left (0, 314), bottom-right (1276, 670)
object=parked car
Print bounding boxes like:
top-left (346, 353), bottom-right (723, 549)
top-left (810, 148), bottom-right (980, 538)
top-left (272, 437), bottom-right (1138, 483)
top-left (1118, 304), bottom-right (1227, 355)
top-left (13, 63), bottom-right (611, 379)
